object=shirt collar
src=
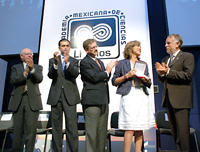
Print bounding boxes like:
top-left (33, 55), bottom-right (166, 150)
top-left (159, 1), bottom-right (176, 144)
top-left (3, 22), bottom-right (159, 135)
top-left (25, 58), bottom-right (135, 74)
top-left (171, 49), bottom-right (180, 57)
top-left (23, 62), bottom-right (27, 69)
top-left (87, 54), bottom-right (96, 61)
top-left (60, 54), bottom-right (64, 58)
top-left (60, 54), bottom-right (65, 63)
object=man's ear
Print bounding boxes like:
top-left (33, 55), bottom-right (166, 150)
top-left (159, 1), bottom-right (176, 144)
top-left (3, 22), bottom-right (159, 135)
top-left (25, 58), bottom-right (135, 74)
top-left (20, 54), bottom-right (24, 62)
top-left (176, 41), bottom-right (180, 48)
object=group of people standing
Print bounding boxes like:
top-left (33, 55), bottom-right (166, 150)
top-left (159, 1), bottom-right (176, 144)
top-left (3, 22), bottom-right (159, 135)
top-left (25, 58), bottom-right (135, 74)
top-left (8, 33), bottom-right (194, 152)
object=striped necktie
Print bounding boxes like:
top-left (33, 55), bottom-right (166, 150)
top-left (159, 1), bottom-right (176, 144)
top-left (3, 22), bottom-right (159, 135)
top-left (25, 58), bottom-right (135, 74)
top-left (23, 65), bottom-right (28, 93)
top-left (23, 84), bottom-right (27, 93)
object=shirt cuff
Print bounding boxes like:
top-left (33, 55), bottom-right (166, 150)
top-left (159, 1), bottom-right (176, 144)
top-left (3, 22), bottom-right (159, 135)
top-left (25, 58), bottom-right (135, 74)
top-left (30, 68), bottom-right (35, 74)
top-left (53, 64), bottom-right (58, 70)
top-left (105, 71), bottom-right (109, 77)
top-left (166, 68), bottom-right (170, 76)
top-left (65, 62), bottom-right (70, 69)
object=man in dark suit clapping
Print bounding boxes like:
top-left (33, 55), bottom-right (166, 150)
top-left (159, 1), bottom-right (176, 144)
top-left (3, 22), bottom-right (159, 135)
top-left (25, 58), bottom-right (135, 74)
top-left (155, 34), bottom-right (195, 152)
top-left (47, 39), bottom-right (80, 152)
top-left (8, 48), bottom-right (43, 152)
top-left (80, 39), bottom-right (118, 152)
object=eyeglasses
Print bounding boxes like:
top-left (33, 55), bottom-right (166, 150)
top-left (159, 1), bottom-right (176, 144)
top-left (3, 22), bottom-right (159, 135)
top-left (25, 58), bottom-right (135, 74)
top-left (23, 53), bottom-right (33, 56)
top-left (88, 45), bottom-right (97, 50)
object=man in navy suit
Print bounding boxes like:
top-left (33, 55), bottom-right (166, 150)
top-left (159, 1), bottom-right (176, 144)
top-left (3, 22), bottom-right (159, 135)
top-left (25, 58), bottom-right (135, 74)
top-left (155, 34), bottom-right (195, 152)
top-left (8, 48), bottom-right (43, 152)
top-left (80, 39), bottom-right (117, 152)
top-left (47, 39), bottom-right (80, 152)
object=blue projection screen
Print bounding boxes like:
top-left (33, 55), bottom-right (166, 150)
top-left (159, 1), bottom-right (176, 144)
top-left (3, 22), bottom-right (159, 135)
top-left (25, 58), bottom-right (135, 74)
top-left (165, 0), bottom-right (200, 46)
top-left (0, 0), bottom-right (43, 55)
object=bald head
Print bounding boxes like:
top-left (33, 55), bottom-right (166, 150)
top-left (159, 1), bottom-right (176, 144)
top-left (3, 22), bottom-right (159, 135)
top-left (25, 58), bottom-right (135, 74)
top-left (20, 48), bottom-right (32, 55)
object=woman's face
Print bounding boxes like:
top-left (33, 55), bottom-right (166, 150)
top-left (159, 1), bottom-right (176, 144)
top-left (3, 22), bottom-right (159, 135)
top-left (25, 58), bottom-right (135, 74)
top-left (131, 45), bottom-right (141, 57)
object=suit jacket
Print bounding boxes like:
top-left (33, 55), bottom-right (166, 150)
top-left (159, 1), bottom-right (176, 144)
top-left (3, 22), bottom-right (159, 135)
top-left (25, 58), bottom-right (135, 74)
top-left (158, 51), bottom-right (195, 109)
top-left (80, 55), bottom-right (110, 105)
top-left (112, 59), bottom-right (151, 96)
top-left (8, 63), bottom-right (43, 111)
top-left (47, 56), bottom-right (80, 106)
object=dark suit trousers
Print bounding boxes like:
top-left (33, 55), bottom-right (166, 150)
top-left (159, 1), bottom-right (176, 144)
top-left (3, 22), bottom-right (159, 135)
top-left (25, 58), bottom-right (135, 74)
top-left (83, 104), bottom-right (109, 152)
top-left (51, 90), bottom-right (78, 152)
top-left (165, 90), bottom-right (190, 152)
top-left (12, 94), bottom-right (39, 152)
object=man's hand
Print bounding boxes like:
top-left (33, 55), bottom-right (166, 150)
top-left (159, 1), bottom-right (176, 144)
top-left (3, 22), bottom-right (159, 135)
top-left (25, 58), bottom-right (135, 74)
top-left (155, 62), bottom-right (169, 75)
top-left (23, 65), bottom-right (30, 76)
top-left (26, 59), bottom-right (34, 71)
top-left (63, 52), bottom-right (70, 64)
top-left (54, 51), bottom-right (60, 65)
top-left (106, 60), bottom-right (118, 73)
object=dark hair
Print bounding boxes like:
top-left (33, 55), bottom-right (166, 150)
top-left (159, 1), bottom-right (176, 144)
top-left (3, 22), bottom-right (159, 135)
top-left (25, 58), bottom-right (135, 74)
top-left (168, 34), bottom-right (183, 48)
top-left (123, 40), bottom-right (141, 59)
top-left (83, 39), bottom-right (95, 50)
top-left (58, 39), bottom-right (70, 47)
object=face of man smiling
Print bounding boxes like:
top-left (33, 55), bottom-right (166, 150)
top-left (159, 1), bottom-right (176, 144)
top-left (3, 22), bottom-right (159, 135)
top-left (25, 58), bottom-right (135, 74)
top-left (165, 36), bottom-right (180, 55)
top-left (20, 48), bottom-right (33, 63)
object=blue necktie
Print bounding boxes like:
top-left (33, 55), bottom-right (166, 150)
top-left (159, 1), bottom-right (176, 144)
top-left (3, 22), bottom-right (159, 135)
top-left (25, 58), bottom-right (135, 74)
top-left (62, 58), bottom-right (65, 71)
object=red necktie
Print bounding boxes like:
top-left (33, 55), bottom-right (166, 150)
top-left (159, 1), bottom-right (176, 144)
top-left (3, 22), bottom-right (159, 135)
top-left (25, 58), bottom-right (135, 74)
top-left (95, 58), bottom-right (102, 70)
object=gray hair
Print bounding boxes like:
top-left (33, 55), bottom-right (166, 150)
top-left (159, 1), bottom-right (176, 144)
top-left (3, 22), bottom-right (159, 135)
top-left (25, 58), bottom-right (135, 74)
top-left (168, 34), bottom-right (183, 48)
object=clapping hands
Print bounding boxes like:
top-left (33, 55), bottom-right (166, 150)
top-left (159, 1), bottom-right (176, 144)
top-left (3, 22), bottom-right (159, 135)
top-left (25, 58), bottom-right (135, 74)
top-left (155, 62), bottom-right (169, 75)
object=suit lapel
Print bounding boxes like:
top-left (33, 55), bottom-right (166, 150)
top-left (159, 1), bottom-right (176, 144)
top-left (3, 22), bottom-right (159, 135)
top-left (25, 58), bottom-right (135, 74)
top-left (68, 56), bottom-right (72, 63)
top-left (125, 59), bottom-right (131, 71)
top-left (19, 63), bottom-right (24, 73)
top-left (86, 55), bottom-right (102, 71)
top-left (169, 51), bottom-right (182, 67)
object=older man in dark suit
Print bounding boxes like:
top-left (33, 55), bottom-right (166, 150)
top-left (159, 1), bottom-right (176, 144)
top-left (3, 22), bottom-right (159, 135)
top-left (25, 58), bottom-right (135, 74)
top-left (155, 34), bottom-right (195, 152)
top-left (47, 39), bottom-right (80, 152)
top-left (80, 39), bottom-right (118, 152)
top-left (8, 48), bottom-right (43, 152)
